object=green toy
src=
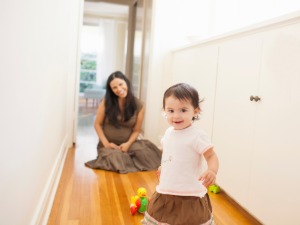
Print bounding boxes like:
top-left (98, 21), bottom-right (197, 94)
top-left (208, 184), bottom-right (221, 194)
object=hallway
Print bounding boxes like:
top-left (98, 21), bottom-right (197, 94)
top-left (47, 97), bottom-right (261, 225)
top-left (3, 1), bottom-right (300, 224)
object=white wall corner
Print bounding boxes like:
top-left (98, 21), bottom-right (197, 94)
top-left (30, 136), bottom-right (69, 225)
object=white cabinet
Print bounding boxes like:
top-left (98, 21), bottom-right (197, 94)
top-left (213, 23), bottom-right (300, 224)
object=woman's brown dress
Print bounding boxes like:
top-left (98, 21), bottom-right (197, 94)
top-left (85, 99), bottom-right (162, 174)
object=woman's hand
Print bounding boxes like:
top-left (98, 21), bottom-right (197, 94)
top-left (104, 142), bottom-right (120, 150)
top-left (121, 106), bottom-right (145, 153)
top-left (198, 170), bottom-right (216, 187)
top-left (119, 142), bottom-right (131, 152)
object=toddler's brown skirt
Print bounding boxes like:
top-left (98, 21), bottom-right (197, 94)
top-left (143, 192), bottom-right (214, 225)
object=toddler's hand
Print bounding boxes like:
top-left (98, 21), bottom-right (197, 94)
top-left (198, 170), bottom-right (216, 187)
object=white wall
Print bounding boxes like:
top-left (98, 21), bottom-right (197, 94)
top-left (147, 0), bottom-right (300, 48)
top-left (143, 0), bottom-right (217, 144)
top-left (213, 0), bottom-right (300, 36)
top-left (143, 0), bottom-right (181, 144)
top-left (0, 0), bottom-right (82, 224)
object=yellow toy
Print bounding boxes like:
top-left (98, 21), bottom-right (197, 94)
top-left (130, 187), bottom-right (149, 215)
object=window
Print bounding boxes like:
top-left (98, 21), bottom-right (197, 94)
top-left (80, 53), bottom-right (97, 93)
top-left (80, 25), bottom-right (101, 93)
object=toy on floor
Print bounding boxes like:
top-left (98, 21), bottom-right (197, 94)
top-left (208, 184), bottom-right (221, 194)
top-left (130, 187), bottom-right (149, 215)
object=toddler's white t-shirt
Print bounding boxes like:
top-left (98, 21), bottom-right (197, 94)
top-left (156, 124), bottom-right (213, 198)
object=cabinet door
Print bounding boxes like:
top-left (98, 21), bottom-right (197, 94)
top-left (172, 45), bottom-right (219, 137)
top-left (248, 23), bottom-right (300, 225)
top-left (213, 35), bottom-right (263, 208)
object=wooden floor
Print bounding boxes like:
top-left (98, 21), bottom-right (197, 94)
top-left (47, 100), bottom-right (262, 225)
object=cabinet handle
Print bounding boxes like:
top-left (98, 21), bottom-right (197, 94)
top-left (250, 95), bottom-right (261, 102)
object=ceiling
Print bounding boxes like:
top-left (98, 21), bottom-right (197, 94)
top-left (84, 1), bottom-right (129, 19)
top-left (86, 0), bottom-right (130, 5)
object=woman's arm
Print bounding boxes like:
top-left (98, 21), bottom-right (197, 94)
top-left (199, 147), bottom-right (219, 187)
top-left (94, 99), bottom-right (119, 149)
top-left (119, 105), bottom-right (145, 152)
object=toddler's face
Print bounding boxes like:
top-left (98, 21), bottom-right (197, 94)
top-left (164, 95), bottom-right (199, 130)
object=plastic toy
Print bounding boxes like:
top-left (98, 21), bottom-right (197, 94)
top-left (208, 184), bottom-right (221, 194)
top-left (130, 187), bottom-right (149, 215)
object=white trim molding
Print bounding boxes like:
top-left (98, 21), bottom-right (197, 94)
top-left (30, 137), bottom-right (69, 225)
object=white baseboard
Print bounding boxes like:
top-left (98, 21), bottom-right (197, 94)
top-left (30, 136), bottom-right (70, 225)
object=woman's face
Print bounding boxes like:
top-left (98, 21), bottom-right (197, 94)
top-left (110, 77), bottom-right (128, 98)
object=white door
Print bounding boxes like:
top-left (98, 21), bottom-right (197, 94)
top-left (212, 34), bottom-right (263, 208)
top-left (248, 23), bottom-right (300, 225)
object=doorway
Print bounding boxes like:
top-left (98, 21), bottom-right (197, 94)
top-left (77, 1), bottom-right (129, 148)
top-left (74, 0), bottom-right (153, 147)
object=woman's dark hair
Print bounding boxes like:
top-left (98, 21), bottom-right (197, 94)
top-left (163, 83), bottom-right (203, 120)
top-left (105, 71), bottom-right (137, 127)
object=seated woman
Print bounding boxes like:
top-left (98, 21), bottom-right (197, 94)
top-left (85, 71), bottom-right (162, 173)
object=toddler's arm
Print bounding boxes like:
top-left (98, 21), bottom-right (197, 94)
top-left (156, 166), bottom-right (161, 181)
top-left (199, 147), bottom-right (219, 187)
